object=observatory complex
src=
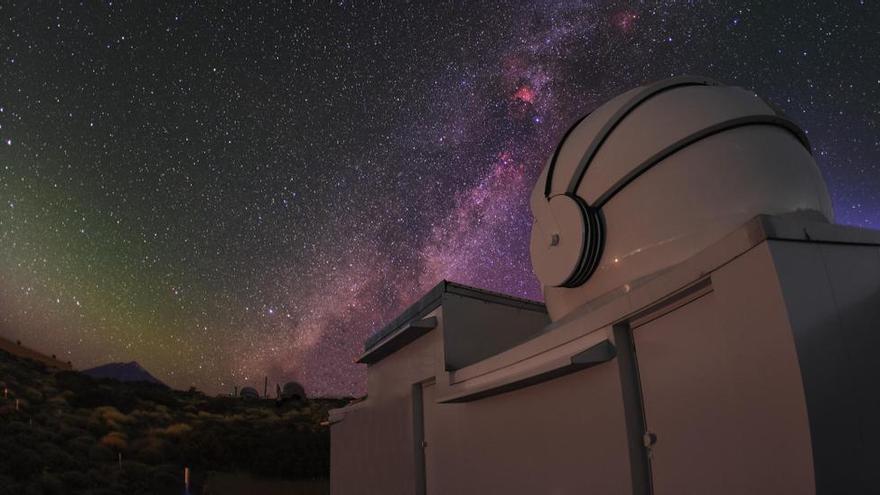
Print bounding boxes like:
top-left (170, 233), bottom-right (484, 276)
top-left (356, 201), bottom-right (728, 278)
top-left (329, 77), bottom-right (880, 494)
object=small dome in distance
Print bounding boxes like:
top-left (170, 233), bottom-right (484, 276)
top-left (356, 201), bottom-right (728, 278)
top-left (239, 386), bottom-right (260, 399)
top-left (281, 381), bottom-right (306, 401)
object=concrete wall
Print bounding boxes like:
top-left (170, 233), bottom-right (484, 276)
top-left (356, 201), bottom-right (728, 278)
top-left (332, 232), bottom-right (880, 495)
top-left (770, 240), bottom-right (880, 492)
top-left (423, 362), bottom-right (631, 494)
top-left (632, 243), bottom-right (814, 494)
top-left (442, 293), bottom-right (549, 370)
top-left (332, 304), bottom-right (630, 495)
top-left (331, 309), bottom-right (441, 495)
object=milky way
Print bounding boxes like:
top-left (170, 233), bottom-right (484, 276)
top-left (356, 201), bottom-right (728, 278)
top-left (1, 1), bottom-right (878, 396)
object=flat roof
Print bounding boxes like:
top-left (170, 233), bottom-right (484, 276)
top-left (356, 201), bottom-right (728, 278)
top-left (357, 280), bottom-right (545, 365)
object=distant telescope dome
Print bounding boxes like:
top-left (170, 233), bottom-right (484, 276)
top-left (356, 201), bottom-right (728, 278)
top-left (239, 386), bottom-right (260, 399)
top-left (530, 76), bottom-right (833, 321)
top-left (282, 381), bottom-right (306, 401)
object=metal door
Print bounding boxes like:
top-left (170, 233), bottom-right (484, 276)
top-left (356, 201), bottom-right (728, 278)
top-left (415, 381), bottom-right (435, 495)
top-left (632, 290), bottom-right (812, 494)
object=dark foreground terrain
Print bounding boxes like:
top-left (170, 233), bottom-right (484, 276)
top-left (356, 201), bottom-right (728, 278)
top-left (0, 349), bottom-right (345, 494)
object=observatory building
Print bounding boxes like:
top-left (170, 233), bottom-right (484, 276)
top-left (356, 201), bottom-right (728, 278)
top-left (281, 381), bottom-right (306, 401)
top-left (239, 386), bottom-right (260, 400)
top-left (329, 77), bottom-right (880, 494)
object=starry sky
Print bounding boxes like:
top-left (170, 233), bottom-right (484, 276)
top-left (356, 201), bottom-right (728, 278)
top-left (1, 1), bottom-right (878, 396)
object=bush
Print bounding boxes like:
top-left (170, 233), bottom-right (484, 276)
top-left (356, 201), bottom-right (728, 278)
top-left (88, 443), bottom-right (115, 462)
top-left (0, 475), bottom-right (18, 495)
top-left (67, 434), bottom-right (97, 455)
top-left (3, 447), bottom-right (42, 480)
top-left (38, 473), bottom-right (65, 495)
top-left (93, 406), bottom-right (135, 429)
top-left (130, 436), bottom-right (167, 464)
top-left (0, 348), bottom-right (334, 491)
top-left (101, 431), bottom-right (129, 451)
top-left (39, 441), bottom-right (80, 470)
top-left (154, 423), bottom-right (192, 437)
top-left (58, 470), bottom-right (93, 490)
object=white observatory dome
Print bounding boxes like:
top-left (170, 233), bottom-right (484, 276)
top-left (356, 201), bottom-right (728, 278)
top-left (282, 381), bottom-right (306, 401)
top-left (239, 386), bottom-right (260, 399)
top-left (530, 76), bottom-right (833, 321)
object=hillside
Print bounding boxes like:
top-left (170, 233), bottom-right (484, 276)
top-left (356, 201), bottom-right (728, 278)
top-left (0, 348), bottom-right (346, 494)
top-left (0, 336), bottom-right (72, 370)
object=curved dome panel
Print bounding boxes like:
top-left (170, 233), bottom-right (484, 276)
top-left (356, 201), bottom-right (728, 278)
top-left (530, 76), bottom-right (833, 321)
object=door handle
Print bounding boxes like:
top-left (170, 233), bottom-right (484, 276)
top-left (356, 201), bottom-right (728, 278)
top-left (643, 431), bottom-right (657, 459)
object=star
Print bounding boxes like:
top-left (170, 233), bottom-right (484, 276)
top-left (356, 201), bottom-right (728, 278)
top-left (0, 1), bottom-right (876, 397)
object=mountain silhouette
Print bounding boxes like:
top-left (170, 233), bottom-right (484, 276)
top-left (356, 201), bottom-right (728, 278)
top-left (82, 361), bottom-right (165, 385)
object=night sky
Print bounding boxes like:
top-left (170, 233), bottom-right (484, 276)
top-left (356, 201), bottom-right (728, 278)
top-left (1, 1), bottom-right (877, 396)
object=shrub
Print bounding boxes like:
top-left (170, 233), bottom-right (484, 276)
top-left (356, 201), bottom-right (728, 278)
top-left (101, 431), bottom-right (129, 451)
top-left (0, 348), bottom-right (334, 490)
top-left (67, 434), bottom-right (97, 456)
top-left (154, 423), bottom-right (192, 437)
top-left (38, 473), bottom-right (65, 495)
top-left (88, 443), bottom-right (115, 462)
top-left (39, 441), bottom-right (79, 470)
top-left (3, 447), bottom-right (42, 480)
top-left (92, 406), bottom-right (135, 429)
top-left (58, 470), bottom-right (92, 490)
top-left (0, 475), bottom-right (18, 495)
top-left (130, 436), bottom-right (167, 465)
